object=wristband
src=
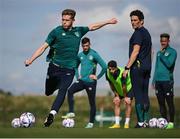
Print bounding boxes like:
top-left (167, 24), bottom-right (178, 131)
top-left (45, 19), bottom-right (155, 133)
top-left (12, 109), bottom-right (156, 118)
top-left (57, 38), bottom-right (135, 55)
top-left (125, 66), bottom-right (130, 70)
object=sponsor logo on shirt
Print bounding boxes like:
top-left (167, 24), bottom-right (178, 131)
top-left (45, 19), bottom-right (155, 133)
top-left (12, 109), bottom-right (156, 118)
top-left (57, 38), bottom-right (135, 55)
top-left (62, 33), bottom-right (66, 36)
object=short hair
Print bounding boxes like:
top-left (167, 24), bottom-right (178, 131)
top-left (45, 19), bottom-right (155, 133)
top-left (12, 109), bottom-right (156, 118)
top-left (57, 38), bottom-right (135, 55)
top-left (160, 33), bottom-right (170, 39)
top-left (108, 60), bottom-right (117, 68)
top-left (62, 9), bottom-right (76, 19)
top-left (81, 37), bottom-right (90, 44)
top-left (130, 10), bottom-right (144, 21)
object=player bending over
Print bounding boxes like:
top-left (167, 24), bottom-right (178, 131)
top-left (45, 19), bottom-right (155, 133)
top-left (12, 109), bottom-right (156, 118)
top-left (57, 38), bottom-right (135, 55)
top-left (106, 60), bottom-right (133, 129)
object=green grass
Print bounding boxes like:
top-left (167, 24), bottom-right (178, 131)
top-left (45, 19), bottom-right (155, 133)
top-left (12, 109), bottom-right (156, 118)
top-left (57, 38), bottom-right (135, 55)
top-left (0, 127), bottom-right (179, 138)
top-left (0, 94), bottom-right (180, 138)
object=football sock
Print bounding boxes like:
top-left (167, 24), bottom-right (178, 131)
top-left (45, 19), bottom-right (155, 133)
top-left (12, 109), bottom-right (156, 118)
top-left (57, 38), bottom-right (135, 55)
top-left (125, 118), bottom-right (130, 124)
top-left (50, 110), bottom-right (57, 116)
top-left (115, 116), bottom-right (120, 125)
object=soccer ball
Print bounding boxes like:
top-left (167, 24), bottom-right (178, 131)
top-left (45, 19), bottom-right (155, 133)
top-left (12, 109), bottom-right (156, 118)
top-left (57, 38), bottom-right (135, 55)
top-left (149, 118), bottom-right (158, 128)
top-left (26, 112), bottom-right (35, 126)
top-left (11, 118), bottom-right (21, 128)
top-left (20, 112), bottom-right (35, 127)
top-left (157, 118), bottom-right (168, 129)
top-left (62, 118), bottom-right (75, 128)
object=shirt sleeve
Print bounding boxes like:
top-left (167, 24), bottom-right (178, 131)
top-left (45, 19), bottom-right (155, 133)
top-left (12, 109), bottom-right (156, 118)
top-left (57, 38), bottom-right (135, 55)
top-left (75, 56), bottom-right (81, 80)
top-left (160, 49), bottom-right (177, 69)
top-left (94, 52), bottom-right (107, 80)
top-left (45, 29), bottom-right (56, 46)
top-left (152, 53), bottom-right (158, 84)
top-left (132, 30), bottom-right (143, 46)
top-left (79, 27), bottom-right (89, 37)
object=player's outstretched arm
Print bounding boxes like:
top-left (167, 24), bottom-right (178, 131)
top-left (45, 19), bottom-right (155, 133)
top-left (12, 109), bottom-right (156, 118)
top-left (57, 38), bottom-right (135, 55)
top-left (24, 42), bottom-right (49, 67)
top-left (88, 18), bottom-right (118, 31)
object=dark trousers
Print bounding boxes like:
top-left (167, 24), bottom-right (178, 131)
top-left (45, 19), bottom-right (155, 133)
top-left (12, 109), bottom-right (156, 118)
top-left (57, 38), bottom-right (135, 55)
top-left (45, 63), bottom-right (75, 113)
top-left (130, 66), bottom-right (151, 122)
top-left (155, 81), bottom-right (175, 122)
top-left (68, 80), bottom-right (97, 123)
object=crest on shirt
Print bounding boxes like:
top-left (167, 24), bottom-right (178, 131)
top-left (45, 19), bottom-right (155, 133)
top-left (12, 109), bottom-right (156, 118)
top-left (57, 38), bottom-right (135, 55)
top-left (164, 52), bottom-right (169, 56)
top-left (89, 55), bottom-right (93, 60)
top-left (62, 33), bottom-right (66, 36)
top-left (74, 32), bottom-right (80, 37)
top-left (80, 56), bottom-right (83, 60)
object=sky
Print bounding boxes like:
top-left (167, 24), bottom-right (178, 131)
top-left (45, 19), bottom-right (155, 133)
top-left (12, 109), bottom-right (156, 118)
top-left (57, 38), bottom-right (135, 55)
top-left (0, 0), bottom-right (180, 95)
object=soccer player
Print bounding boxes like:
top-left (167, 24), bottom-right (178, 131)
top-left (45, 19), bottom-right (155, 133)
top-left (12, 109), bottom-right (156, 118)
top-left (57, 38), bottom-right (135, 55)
top-left (106, 60), bottom-right (133, 129)
top-left (123, 10), bottom-right (152, 128)
top-left (152, 33), bottom-right (177, 129)
top-left (62, 37), bottom-right (107, 128)
top-left (24, 9), bottom-right (117, 127)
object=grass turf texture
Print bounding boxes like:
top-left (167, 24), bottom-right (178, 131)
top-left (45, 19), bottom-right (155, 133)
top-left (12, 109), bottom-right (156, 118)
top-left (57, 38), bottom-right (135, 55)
top-left (0, 127), bottom-right (179, 138)
top-left (0, 93), bottom-right (180, 138)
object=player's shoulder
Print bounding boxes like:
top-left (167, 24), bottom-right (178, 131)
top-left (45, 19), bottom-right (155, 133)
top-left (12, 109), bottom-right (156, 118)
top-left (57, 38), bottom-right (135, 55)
top-left (78, 51), bottom-right (84, 57)
top-left (90, 49), bottom-right (99, 55)
top-left (50, 26), bottom-right (63, 34)
top-left (168, 46), bottom-right (177, 54)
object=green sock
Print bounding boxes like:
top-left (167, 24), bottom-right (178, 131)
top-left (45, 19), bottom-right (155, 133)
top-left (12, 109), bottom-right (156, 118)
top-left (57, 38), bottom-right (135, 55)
top-left (144, 111), bottom-right (149, 122)
top-left (135, 104), bottom-right (144, 122)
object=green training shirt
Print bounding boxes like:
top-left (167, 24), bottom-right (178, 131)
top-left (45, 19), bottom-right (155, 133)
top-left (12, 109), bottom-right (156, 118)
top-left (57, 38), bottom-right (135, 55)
top-left (45, 26), bottom-right (89, 69)
top-left (76, 48), bottom-right (107, 83)
top-left (152, 46), bottom-right (177, 83)
top-left (106, 67), bottom-right (132, 97)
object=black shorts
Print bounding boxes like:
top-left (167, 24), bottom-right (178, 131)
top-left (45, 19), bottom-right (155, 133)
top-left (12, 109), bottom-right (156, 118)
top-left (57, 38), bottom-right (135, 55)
top-left (45, 63), bottom-right (75, 96)
top-left (155, 81), bottom-right (174, 97)
top-left (119, 89), bottom-right (134, 100)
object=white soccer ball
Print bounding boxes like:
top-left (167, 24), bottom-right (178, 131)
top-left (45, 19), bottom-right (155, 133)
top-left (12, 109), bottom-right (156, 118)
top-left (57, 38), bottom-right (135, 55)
top-left (11, 118), bottom-right (21, 128)
top-left (26, 112), bottom-right (35, 126)
top-left (157, 118), bottom-right (168, 129)
top-left (19, 112), bottom-right (31, 127)
top-left (62, 118), bottom-right (75, 128)
top-left (149, 118), bottom-right (158, 128)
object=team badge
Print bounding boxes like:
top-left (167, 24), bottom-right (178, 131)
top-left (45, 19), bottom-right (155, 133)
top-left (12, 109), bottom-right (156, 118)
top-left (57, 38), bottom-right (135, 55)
top-left (89, 55), bottom-right (93, 60)
top-left (74, 32), bottom-right (80, 37)
top-left (164, 52), bottom-right (169, 56)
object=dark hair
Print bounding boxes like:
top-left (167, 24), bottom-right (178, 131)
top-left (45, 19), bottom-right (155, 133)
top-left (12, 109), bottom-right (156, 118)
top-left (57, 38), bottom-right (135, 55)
top-left (160, 33), bottom-right (170, 39)
top-left (130, 10), bottom-right (144, 21)
top-left (81, 37), bottom-right (90, 44)
top-left (108, 60), bottom-right (117, 68)
top-left (62, 9), bottom-right (76, 19)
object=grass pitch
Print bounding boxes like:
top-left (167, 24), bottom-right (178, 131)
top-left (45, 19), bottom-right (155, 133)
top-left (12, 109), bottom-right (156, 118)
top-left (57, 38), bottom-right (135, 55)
top-left (0, 127), bottom-right (179, 138)
top-left (0, 94), bottom-right (180, 138)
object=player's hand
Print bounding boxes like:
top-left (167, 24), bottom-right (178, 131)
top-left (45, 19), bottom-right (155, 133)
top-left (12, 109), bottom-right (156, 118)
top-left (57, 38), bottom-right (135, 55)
top-left (113, 96), bottom-right (120, 105)
top-left (24, 59), bottom-right (32, 67)
top-left (124, 97), bottom-right (131, 105)
top-left (89, 74), bottom-right (97, 80)
top-left (78, 75), bottom-right (82, 79)
top-left (123, 70), bottom-right (128, 78)
top-left (108, 18), bottom-right (118, 24)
